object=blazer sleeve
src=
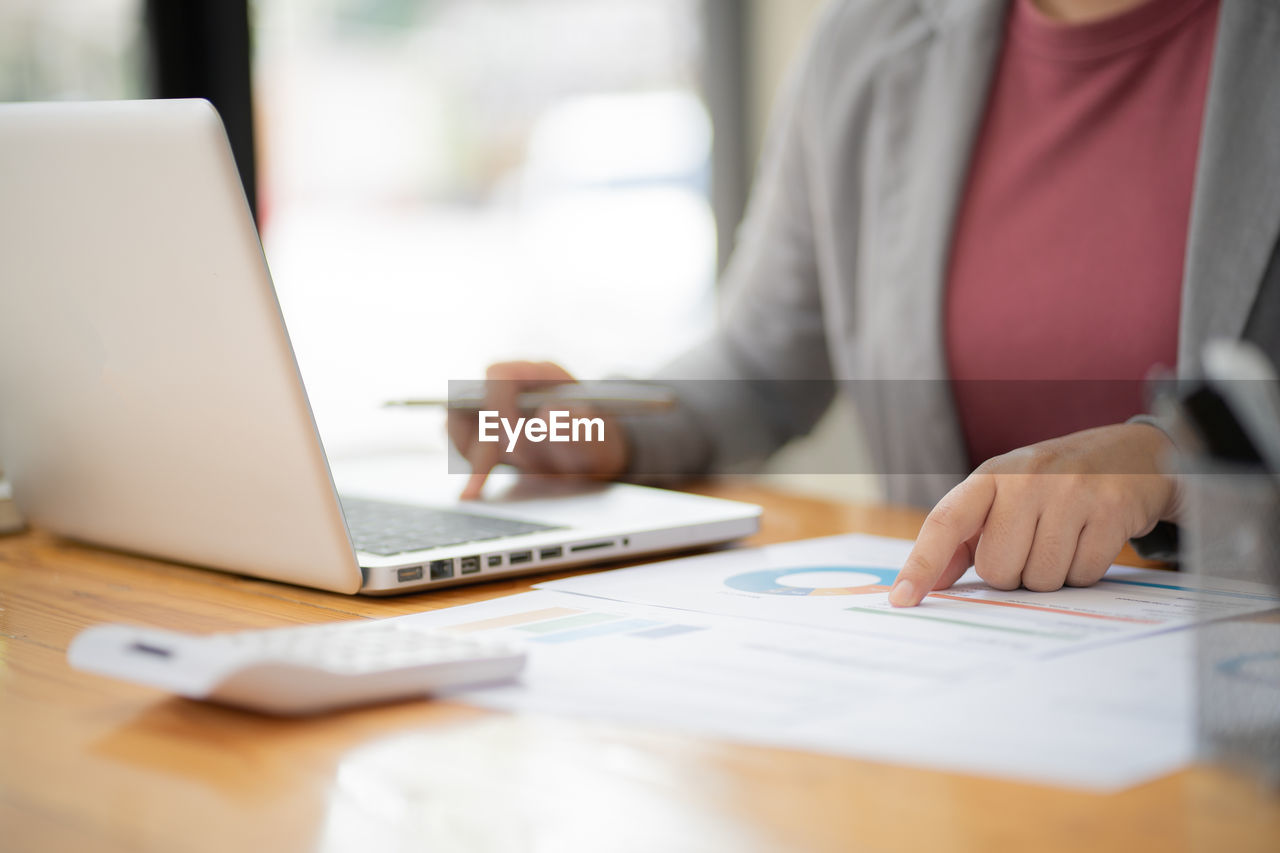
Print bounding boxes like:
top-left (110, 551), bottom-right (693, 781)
top-left (624, 23), bottom-right (838, 480)
top-left (1126, 255), bottom-right (1280, 562)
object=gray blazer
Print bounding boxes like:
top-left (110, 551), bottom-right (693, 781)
top-left (628, 0), bottom-right (1280, 509)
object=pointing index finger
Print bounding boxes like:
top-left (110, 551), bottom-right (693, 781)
top-left (890, 474), bottom-right (995, 607)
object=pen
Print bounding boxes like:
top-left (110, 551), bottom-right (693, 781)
top-left (384, 381), bottom-right (677, 414)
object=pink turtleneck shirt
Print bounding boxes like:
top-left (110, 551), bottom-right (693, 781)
top-left (945, 0), bottom-right (1220, 466)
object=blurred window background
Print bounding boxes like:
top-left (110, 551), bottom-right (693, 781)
top-left (253, 0), bottom-right (719, 452)
top-left (2, 0), bottom-right (829, 460)
top-left (0, 1), bottom-right (146, 100)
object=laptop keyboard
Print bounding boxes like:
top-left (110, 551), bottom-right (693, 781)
top-left (339, 496), bottom-right (562, 556)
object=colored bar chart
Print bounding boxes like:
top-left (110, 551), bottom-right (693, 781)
top-left (446, 606), bottom-right (704, 645)
top-left (533, 618), bottom-right (664, 644)
top-left (519, 613), bottom-right (619, 634)
top-left (446, 606), bottom-right (583, 633)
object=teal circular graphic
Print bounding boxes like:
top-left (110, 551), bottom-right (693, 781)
top-left (1217, 651), bottom-right (1280, 689)
top-left (725, 566), bottom-right (900, 596)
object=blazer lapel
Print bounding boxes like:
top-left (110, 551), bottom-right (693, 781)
top-left (861, 0), bottom-right (1007, 490)
top-left (1180, 0), bottom-right (1280, 367)
top-left (875, 0), bottom-right (1007, 382)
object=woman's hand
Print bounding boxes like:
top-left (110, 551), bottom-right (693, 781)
top-left (889, 423), bottom-right (1181, 606)
top-left (447, 361), bottom-right (630, 500)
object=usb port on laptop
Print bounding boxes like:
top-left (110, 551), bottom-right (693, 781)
top-left (397, 566), bottom-right (424, 583)
top-left (509, 550), bottom-right (532, 565)
top-left (539, 546), bottom-right (562, 560)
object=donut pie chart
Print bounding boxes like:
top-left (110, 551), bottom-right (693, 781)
top-left (724, 566), bottom-right (900, 596)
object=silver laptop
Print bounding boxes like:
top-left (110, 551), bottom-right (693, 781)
top-left (0, 98), bottom-right (759, 594)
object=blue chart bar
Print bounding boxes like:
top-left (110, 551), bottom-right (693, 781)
top-left (533, 618), bottom-right (663, 644)
top-left (631, 624), bottom-right (705, 640)
top-left (1104, 578), bottom-right (1279, 602)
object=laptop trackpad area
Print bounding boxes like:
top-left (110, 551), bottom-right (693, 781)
top-left (329, 453), bottom-right (752, 531)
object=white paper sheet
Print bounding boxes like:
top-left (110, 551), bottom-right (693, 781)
top-left (537, 533), bottom-right (1280, 659)
top-left (387, 534), bottom-right (1279, 790)
top-left (392, 588), bottom-right (1215, 790)
top-left (395, 590), bottom-right (988, 738)
top-left (781, 628), bottom-right (1197, 790)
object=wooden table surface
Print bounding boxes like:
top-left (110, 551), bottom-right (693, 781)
top-left (2, 480), bottom-right (1278, 853)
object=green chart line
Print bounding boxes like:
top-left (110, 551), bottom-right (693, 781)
top-left (846, 606), bottom-right (1082, 640)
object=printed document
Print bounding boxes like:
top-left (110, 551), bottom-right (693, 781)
top-left (391, 534), bottom-right (1279, 790)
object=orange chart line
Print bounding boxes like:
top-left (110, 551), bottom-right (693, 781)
top-left (924, 593), bottom-right (1160, 624)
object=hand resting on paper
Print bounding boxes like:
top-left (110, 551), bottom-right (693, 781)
top-left (889, 423), bottom-right (1182, 607)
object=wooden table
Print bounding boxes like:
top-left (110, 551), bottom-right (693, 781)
top-left (2, 481), bottom-right (1278, 852)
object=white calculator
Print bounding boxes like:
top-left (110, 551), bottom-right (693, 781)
top-left (68, 620), bottom-right (526, 715)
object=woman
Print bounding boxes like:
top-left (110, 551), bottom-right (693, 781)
top-left (452, 0), bottom-right (1280, 607)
